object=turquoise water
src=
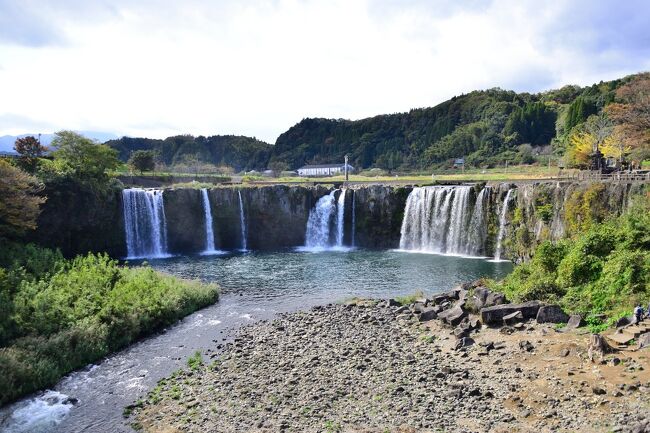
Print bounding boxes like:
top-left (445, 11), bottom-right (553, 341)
top-left (149, 248), bottom-right (513, 306)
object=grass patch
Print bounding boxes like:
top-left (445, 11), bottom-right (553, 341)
top-left (187, 351), bottom-right (203, 370)
top-left (395, 290), bottom-right (425, 306)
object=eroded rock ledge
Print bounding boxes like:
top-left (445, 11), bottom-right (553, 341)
top-left (130, 300), bottom-right (649, 433)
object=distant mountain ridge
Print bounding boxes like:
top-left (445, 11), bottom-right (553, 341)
top-left (0, 131), bottom-right (118, 154)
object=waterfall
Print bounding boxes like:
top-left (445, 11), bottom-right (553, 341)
top-left (335, 189), bottom-right (346, 247)
top-left (122, 188), bottom-right (169, 259)
top-left (494, 189), bottom-right (514, 261)
top-left (305, 191), bottom-right (336, 248)
top-left (238, 190), bottom-right (248, 251)
top-left (467, 187), bottom-right (489, 256)
top-left (201, 188), bottom-right (216, 253)
top-left (351, 190), bottom-right (356, 247)
top-left (304, 189), bottom-right (349, 250)
top-left (399, 185), bottom-right (486, 256)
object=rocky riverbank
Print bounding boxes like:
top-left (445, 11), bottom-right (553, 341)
top-left (129, 294), bottom-right (650, 433)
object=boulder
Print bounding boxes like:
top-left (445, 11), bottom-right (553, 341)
top-left (503, 311), bottom-right (524, 326)
top-left (519, 340), bottom-right (534, 352)
top-left (638, 333), bottom-right (650, 350)
top-left (615, 315), bottom-right (636, 328)
top-left (454, 337), bottom-right (475, 351)
top-left (385, 298), bottom-right (400, 307)
top-left (433, 294), bottom-right (452, 305)
top-left (536, 305), bottom-right (569, 324)
top-left (411, 302), bottom-right (426, 314)
top-left (418, 308), bottom-right (438, 322)
top-left (471, 287), bottom-right (490, 310)
top-left (480, 301), bottom-right (543, 326)
top-left (438, 305), bottom-right (467, 327)
top-left (565, 314), bottom-right (584, 330)
top-left (485, 292), bottom-right (506, 307)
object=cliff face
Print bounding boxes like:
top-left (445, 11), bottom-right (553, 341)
top-left (33, 181), bottom-right (645, 259)
top-left (29, 179), bottom-right (126, 258)
top-left (496, 181), bottom-right (644, 262)
top-left (163, 185), bottom-right (331, 253)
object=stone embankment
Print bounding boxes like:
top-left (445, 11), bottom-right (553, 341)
top-left (130, 285), bottom-right (650, 433)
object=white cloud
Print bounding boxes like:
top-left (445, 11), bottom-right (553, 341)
top-left (0, 0), bottom-right (648, 142)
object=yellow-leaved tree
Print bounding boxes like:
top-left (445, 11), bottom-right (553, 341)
top-left (566, 131), bottom-right (595, 168)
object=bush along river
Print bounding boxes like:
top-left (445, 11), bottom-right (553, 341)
top-left (0, 181), bottom-right (641, 432)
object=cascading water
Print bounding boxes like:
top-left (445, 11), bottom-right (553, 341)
top-left (467, 187), bottom-right (489, 256)
top-left (399, 185), bottom-right (487, 256)
top-left (303, 189), bottom-right (350, 250)
top-left (201, 188), bottom-right (217, 253)
top-left (122, 188), bottom-right (169, 259)
top-left (238, 190), bottom-right (248, 251)
top-left (494, 189), bottom-right (514, 261)
top-left (304, 191), bottom-right (337, 249)
top-left (351, 190), bottom-right (356, 247)
top-left (335, 189), bottom-right (346, 247)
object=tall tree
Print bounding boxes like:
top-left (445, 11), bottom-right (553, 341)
top-left (14, 136), bottom-right (48, 172)
top-left (50, 131), bottom-right (120, 181)
top-left (605, 73), bottom-right (650, 163)
top-left (0, 160), bottom-right (45, 238)
top-left (128, 150), bottom-right (156, 174)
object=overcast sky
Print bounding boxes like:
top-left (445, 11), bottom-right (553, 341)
top-left (0, 0), bottom-right (649, 143)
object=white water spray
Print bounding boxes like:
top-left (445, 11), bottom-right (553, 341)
top-left (201, 189), bottom-right (216, 253)
top-left (238, 190), bottom-right (248, 251)
top-left (335, 189), bottom-right (346, 247)
top-left (122, 188), bottom-right (169, 259)
top-left (494, 189), bottom-right (514, 261)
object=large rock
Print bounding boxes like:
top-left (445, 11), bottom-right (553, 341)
top-left (485, 292), bottom-right (506, 307)
top-left (536, 305), bottom-right (569, 324)
top-left (565, 314), bottom-right (584, 330)
top-left (638, 333), bottom-right (650, 350)
top-left (418, 308), bottom-right (438, 322)
top-left (471, 287), bottom-right (490, 310)
top-left (503, 311), bottom-right (524, 326)
top-left (480, 301), bottom-right (543, 326)
top-left (438, 305), bottom-right (467, 327)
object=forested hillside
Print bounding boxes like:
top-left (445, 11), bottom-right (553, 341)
top-left (272, 74), bottom-right (646, 170)
top-left (106, 135), bottom-right (272, 172)
top-left (107, 72), bottom-right (648, 172)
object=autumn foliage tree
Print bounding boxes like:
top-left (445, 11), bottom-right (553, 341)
top-left (0, 160), bottom-right (45, 238)
top-left (14, 136), bottom-right (48, 172)
top-left (606, 73), bottom-right (650, 163)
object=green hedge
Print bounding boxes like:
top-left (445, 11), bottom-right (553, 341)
top-left (0, 248), bottom-right (218, 405)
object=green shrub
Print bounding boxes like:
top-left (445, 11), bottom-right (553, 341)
top-left (495, 195), bottom-right (650, 326)
top-left (0, 248), bottom-right (219, 406)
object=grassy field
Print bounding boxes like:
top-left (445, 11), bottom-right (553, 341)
top-left (115, 165), bottom-right (576, 185)
top-left (270, 165), bottom-right (577, 183)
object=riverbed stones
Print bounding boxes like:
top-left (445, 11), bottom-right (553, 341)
top-left (131, 301), bottom-right (649, 433)
top-left (418, 308), bottom-right (438, 322)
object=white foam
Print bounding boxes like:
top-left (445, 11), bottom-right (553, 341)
top-left (1, 391), bottom-right (74, 433)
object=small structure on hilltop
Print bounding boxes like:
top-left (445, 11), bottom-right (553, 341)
top-left (297, 163), bottom-right (355, 177)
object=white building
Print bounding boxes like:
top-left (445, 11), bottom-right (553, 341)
top-left (297, 163), bottom-right (354, 177)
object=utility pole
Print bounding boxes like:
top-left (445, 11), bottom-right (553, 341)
top-left (344, 154), bottom-right (349, 182)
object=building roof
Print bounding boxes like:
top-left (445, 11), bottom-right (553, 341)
top-left (298, 163), bottom-right (353, 169)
